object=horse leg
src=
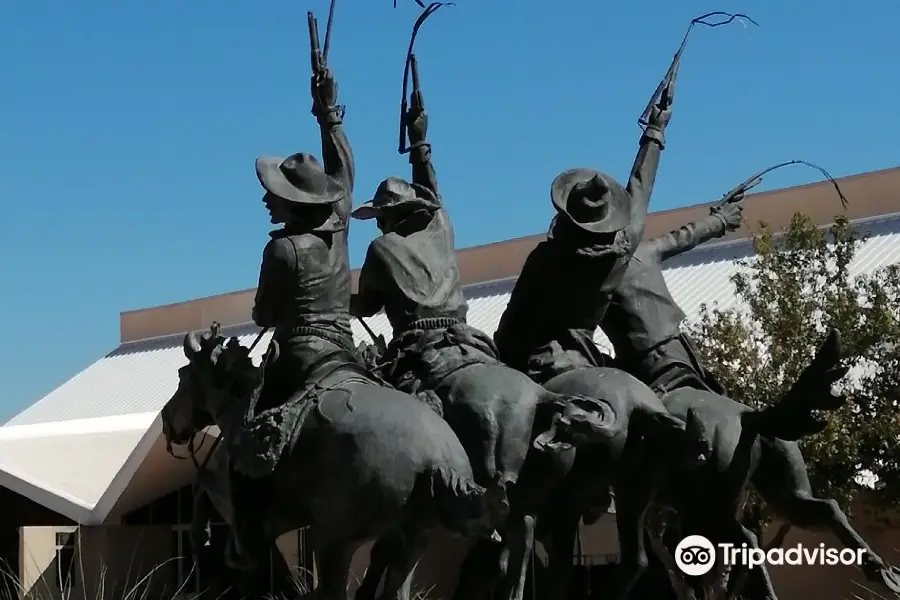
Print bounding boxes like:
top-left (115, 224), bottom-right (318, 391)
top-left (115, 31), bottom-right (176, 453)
top-left (493, 511), bottom-right (536, 600)
top-left (315, 546), bottom-right (356, 600)
top-left (754, 440), bottom-right (900, 593)
top-left (540, 506), bottom-right (582, 600)
top-left (717, 519), bottom-right (779, 600)
top-left (355, 533), bottom-right (396, 600)
top-left (373, 529), bottom-right (429, 600)
top-left (600, 440), bottom-right (668, 599)
top-left (451, 538), bottom-right (504, 600)
top-left (767, 491), bottom-right (900, 592)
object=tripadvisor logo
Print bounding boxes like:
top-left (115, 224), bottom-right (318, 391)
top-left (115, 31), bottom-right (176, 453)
top-left (675, 535), bottom-right (865, 576)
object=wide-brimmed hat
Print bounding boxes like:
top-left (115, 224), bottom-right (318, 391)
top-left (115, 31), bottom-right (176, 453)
top-left (351, 176), bottom-right (441, 220)
top-left (255, 153), bottom-right (344, 205)
top-left (550, 168), bottom-right (631, 234)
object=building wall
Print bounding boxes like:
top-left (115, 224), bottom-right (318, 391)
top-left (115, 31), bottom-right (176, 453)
top-left (12, 507), bottom-right (900, 599)
top-left (326, 496), bottom-right (900, 600)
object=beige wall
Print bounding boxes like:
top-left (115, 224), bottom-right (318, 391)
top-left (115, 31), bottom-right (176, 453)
top-left (18, 526), bottom-right (66, 600)
top-left (18, 525), bottom-right (172, 600)
top-left (17, 526), bottom-right (301, 600)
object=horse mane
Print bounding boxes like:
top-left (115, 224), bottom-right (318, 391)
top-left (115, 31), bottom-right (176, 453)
top-left (192, 323), bottom-right (263, 398)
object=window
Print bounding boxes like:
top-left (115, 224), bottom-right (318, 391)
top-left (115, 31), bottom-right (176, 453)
top-left (171, 525), bottom-right (199, 598)
top-left (54, 531), bottom-right (76, 592)
top-left (296, 528), bottom-right (315, 592)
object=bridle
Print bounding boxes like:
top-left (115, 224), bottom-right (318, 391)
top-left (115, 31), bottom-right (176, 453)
top-left (166, 427), bottom-right (222, 471)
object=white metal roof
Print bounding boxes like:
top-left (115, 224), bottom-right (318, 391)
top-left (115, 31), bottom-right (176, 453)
top-left (3, 213), bottom-right (900, 524)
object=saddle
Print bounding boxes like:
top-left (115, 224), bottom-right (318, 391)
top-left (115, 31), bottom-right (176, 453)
top-left (231, 358), bottom-right (377, 478)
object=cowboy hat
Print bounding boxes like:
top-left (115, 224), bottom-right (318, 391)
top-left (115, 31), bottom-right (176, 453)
top-left (550, 168), bottom-right (631, 234)
top-left (255, 153), bottom-right (345, 205)
top-left (351, 176), bottom-right (441, 220)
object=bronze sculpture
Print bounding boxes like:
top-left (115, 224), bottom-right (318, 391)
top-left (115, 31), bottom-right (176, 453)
top-left (148, 6), bottom-right (900, 600)
top-left (161, 18), bottom-right (511, 599)
top-left (349, 20), bottom-right (632, 600)
top-left (602, 199), bottom-right (745, 395)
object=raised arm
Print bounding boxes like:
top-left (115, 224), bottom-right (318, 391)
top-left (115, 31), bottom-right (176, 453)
top-left (404, 68), bottom-right (441, 202)
top-left (252, 237), bottom-right (295, 328)
top-left (649, 200), bottom-right (744, 262)
top-left (312, 70), bottom-right (355, 223)
top-left (623, 82), bottom-right (674, 244)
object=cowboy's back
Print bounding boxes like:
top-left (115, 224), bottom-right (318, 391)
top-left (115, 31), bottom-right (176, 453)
top-left (362, 208), bottom-right (467, 331)
top-left (494, 236), bottom-right (624, 374)
top-left (255, 227), bottom-right (353, 343)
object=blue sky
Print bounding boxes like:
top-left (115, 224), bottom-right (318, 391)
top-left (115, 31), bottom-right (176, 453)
top-left (0, 0), bottom-right (895, 421)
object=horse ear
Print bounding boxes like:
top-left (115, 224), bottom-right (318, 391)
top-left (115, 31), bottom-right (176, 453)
top-left (184, 332), bottom-right (201, 359)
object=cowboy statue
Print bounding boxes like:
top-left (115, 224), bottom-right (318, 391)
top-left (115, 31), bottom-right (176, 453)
top-left (229, 65), bottom-right (355, 569)
top-left (349, 49), bottom-right (633, 600)
top-left (493, 81), bottom-right (672, 385)
top-left (348, 57), bottom-right (495, 410)
top-left (601, 199), bottom-right (744, 396)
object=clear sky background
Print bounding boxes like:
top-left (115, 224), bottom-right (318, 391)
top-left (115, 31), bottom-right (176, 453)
top-left (0, 0), bottom-right (895, 422)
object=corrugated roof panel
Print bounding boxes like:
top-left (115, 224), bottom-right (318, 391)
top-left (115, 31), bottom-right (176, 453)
top-left (5, 328), bottom-right (257, 427)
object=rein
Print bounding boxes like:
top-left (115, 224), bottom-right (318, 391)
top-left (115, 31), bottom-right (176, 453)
top-left (166, 426), bottom-right (221, 471)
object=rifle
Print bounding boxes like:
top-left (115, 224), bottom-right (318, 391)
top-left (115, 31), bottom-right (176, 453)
top-left (398, 2), bottom-right (453, 154)
top-left (639, 11), bottom-right (758, 128)
top-left (308, 0), bottom-right (338, 78)
top-left (713, 160), bottom-right (849, 213)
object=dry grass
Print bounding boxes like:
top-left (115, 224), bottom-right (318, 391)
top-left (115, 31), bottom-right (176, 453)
top-left (0, 560), bottom-right (440, 600)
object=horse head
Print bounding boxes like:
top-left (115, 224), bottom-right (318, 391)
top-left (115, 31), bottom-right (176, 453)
top-left (161, 322), bottom-right (267, 446)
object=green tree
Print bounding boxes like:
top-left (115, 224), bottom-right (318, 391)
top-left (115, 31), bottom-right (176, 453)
top-left (687, 212), bottom-right (900, 535)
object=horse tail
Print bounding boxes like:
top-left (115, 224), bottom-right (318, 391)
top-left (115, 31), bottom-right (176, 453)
top-left (752, 329), bottom-right (848, 442)
top-left (420, 466), bottom-right (509, 539)
top-left (753, 396), bottom-right (837, 442)
top-left (538, 391), bottom-right (620, 436)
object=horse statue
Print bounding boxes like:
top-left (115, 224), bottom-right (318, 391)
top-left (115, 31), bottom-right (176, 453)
top-left (536, 329), bottom-right (900, 600)
top-left (161, 325), bottom-right (511, 600)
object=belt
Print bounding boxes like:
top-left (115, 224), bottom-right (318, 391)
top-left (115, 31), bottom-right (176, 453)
top-left (283, 325), bottom-right (356, 353)
top-left (405, 317), bottom-right (461, 331)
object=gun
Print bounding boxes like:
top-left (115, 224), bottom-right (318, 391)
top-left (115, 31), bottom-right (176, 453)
top-left (398, 2), bottom-right (451, 154)
top-left (712, 175), bottom-right (761, 211)
top-left (308, 11), bottom-right (324, 76)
